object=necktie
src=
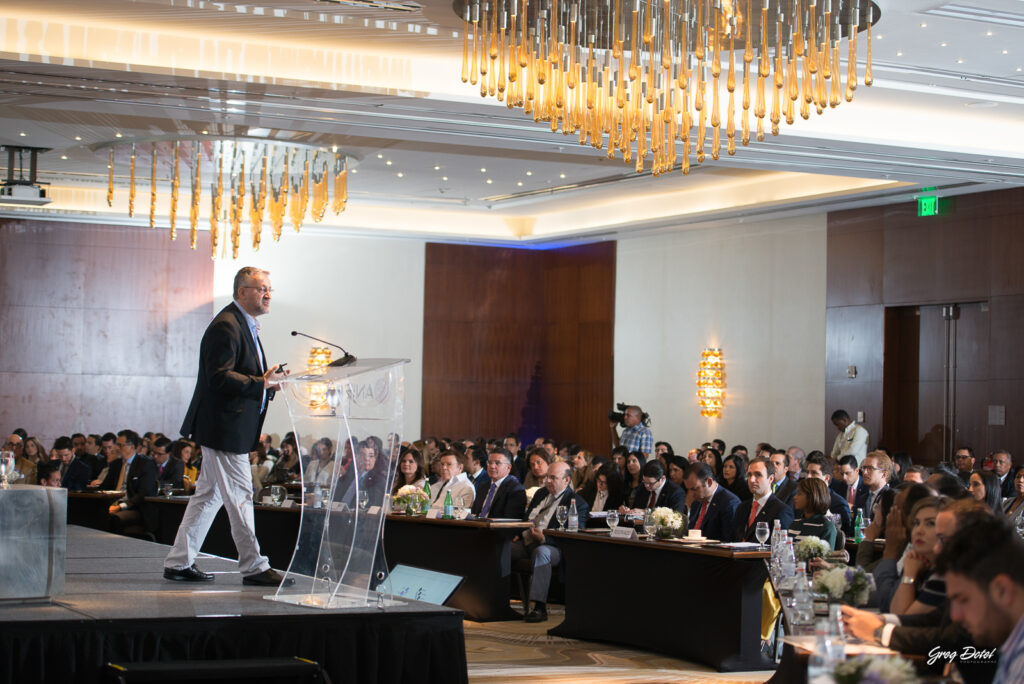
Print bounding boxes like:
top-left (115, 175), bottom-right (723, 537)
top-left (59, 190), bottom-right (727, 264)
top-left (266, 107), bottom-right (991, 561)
top-left (649, 489), bottom-right (658, 509)
top-left (116, 461), bottom-right (127, 491)
top-left (847, 483), bottom-right (856, 507)
top-left (479, 482), bottom-right (497, 517)
top-left (433, 481), bottom-right (446, 504)
top-left (747, 500), bottom-right (760, 529)
top-left (695, 501), bottom-right (709, 529)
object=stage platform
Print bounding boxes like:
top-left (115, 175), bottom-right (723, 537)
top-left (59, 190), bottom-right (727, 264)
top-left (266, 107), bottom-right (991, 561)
top-left (0, 526), bottom-right (468, 684)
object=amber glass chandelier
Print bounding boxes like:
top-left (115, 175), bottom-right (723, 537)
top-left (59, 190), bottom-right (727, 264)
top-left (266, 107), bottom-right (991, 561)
top-left (98, 137), bottom-right (350, 258)
top-left (457, 0), bottom-right (878, 175)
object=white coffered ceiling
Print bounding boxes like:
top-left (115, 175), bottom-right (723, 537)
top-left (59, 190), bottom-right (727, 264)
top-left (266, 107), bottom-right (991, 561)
top-left (1, 0), bottom-right (1023, 247)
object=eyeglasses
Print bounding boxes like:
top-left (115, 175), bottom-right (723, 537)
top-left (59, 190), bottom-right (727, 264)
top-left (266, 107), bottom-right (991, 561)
top-left (954, 454), bottom-right (973, 460)
top-left (642, 478), bottom-right (662, 489)
top-left (861, 465), bottom-right (878, 472)
top-left (241, 285), bottom-right (273, 295)
top-left (487, 460), bottom-right (509, 468)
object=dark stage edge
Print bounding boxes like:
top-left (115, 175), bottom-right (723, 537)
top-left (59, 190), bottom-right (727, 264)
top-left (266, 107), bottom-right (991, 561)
top-left (0, 526), bottom-right (468, 684)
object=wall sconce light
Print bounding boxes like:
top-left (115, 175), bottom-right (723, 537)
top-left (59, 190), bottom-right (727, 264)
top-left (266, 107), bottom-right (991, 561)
top-left (307, 346), bottom-right (333, 409)
top-left (697, 348), bottom-right (725, 418)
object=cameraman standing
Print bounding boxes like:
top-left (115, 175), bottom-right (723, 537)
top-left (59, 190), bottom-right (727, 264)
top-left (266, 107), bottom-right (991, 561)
top-left (610, 406), bottom-right (652, 459)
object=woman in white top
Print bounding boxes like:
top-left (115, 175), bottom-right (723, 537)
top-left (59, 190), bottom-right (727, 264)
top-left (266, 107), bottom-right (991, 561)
top-left (427, 450), bottom-right (476, 512)
top-left (304, 437), bottom-right (336, 488)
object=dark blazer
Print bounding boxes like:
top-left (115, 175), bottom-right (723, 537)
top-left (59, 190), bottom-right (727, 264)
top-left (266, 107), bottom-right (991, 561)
top-left (999, 470), bottom-right (1017, 499)
top-left (689, 485), bottom-right (740, 542)
top-left (828, 488), bottom-right (854, 537)
top-left (721, 476), bottom-right (752, 502)
top-left (836, 478), bottom-right (869, 512)
top-left (472, 475), bottom-right (527, 519)
top-left (733, 494), bottom-right (795, 543)
top-left (97, 459), bottom-right (123, 490)
top-left (155, 457), bottom-right (185, 488)
top-left (119, 454), bottom-right (157, 531)
top-left (855, 483), bottom-right (888, 516)
top-left (889, 603), bottom-right (998, 684)
top-left (180, 302), bottom-right (273, 454)
top-left (525, 487), bottom-right (591, 530)
top-left (641, 479), bottom-right (688, 514)
top-left (61, 457), bottom-right (93, 491)
top-left (773, 477), bottom-right (797, 507)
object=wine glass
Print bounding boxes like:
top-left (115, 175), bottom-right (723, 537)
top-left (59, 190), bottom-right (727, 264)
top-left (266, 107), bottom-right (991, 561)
top-left (606, 510), bottom-right (619, 532)
top-left (756, 521), bottom-right (770, 550)
top-left (555, 505), bottom-right (569, 531)
top-left (643, 510), bottom-right (656, 539)
top-left (358, 489), bottom-right (370, 511)
top-left (0, 451), bottom-right (14, 489)
top-left (160, 482), bottom-right (174, 498)
top-left (271, 485), bottom-right (285, 506)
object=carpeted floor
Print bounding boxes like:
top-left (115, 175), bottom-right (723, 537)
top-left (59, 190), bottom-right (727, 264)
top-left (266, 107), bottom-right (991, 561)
top-left (464, 602), bottom-right (774, 684)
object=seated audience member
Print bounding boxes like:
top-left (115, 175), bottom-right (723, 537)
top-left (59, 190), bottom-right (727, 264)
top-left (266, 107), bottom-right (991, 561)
top-left (337, 440), bottom-right (387, 508)
top-left (249, 442), bottom-right (272, 497)
top-left (569, 446), bottom-right (591, 490)
top-left (857, 451), bottom-right (893, 514)
top-left (769, 450), bottom-right (797, 507)
top-left (265, 437), bottom-right (298, 487)
top-left (733, 457), bottom-right (795, 543)
top-left (685, 463), bottom-right (739, 542)
top-left (667, 456), bottom-right (688, 488)
top-left (886, 497), bottom-right (947, 615)
top-left (581, 467), bottom-right (625, 518)
top-left (465, 445), bottom-right (487, 486)
top-left (804, 452), bottom-right (853, 536)
top-left (903, 465), bottom-right (928, 484)
top-left (108, 429), bottom-right (157, 535)
top-left (891, 451), bottom-right (913, 485)
top-left (1004, 469), bottom-right (1024, 527)
top-left (619, 452), bottom-right (647, 510)
top-left (787, 446), bottom-right (806, 481)
top-left (471, 448), bottom-right (526, 519)
top-left (629, 460), bottom-right (687, 514)
top-left (90, 434), bottom-right (124, 489)
top-left (502, 433), bottom-right (526, 483)
top-left (512, 461), bottom-right (589, 623)
top-left (153, 436), bottom-right (184, 489)
top-left (36, 461), bottom-right (61, 487)
top-left (428, 450), bottom-right (476, 511)
top-left (523, 447), bottom-right (552, 489)
top-left (834, 454), bottom-right (866, 510)
top-left (719, 453), bottom-right (751, 501)
top-left (175, 440), bottom-right (199, 492)
top-left (654, 441), bottom-right (675, 462)
top-left (53, 435), bottom-right (91, 491)
top-left (854, 488), bottom-right (898, 571)
top-left (699, 447), bottom-right (724, 478)
top-left (953, 446), bottom-right (976, 486)
top-left (82, 434), bottom-right (104, 478)
top-left (789, 478), bottom-right (838, 549)
top-left (730, 444), bottom-right (748, 461)
top-left (304, 437), bottom-right (336, 487)
top-left (259, 433), bottom-right (279, 460)
top-left (969, 470), bottom-right (1004, 516)
top-left (391, 446), bottom-right (427, 494)
top-left (842, 499), bottom-right (997, 684)
top-left (609, 445), bottom-right (629, 476)
top-left (6, 433), bottom-right (34, 486)
top-left (937, 517), bottom-right (1024, 683)
top-left (991, 449), bottom-right (1016, 499)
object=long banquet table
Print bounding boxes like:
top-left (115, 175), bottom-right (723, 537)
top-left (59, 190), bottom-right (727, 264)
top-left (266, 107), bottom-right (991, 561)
top-left (545, 530), bottom-right (772, 672)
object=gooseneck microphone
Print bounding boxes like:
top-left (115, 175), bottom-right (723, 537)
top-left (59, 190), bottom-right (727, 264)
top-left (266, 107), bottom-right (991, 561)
top-left (291, 330), bottom-right (357, 367)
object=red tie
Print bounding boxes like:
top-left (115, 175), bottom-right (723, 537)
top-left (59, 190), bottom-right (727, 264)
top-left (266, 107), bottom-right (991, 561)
top-left (847, 484), bottom-right (856, 507)
top-left (695, 501), bottom-right (709, 529)
top-left (747, 501), bottom-right (760, 529)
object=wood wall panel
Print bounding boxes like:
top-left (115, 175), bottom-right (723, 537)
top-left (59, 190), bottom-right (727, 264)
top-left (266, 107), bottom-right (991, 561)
top-left (827, 186), bottom-right (1024, 466)
top-left (422, 242), bottom-right (615, 453)
top-left (0, 219), bottom-right (214, 450)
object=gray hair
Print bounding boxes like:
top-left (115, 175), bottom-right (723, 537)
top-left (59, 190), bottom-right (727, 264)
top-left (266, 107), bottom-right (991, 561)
top-left (232, 267), bottom-right (269, 300)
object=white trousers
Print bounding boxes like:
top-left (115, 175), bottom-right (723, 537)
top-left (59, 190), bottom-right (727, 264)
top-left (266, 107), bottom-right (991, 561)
top-left (164, 447), bottom-right (270, 576)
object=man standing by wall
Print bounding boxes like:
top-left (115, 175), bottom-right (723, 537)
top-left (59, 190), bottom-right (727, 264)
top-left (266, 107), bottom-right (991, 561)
top-left (163, 266), bottom-right (289, 586)
top-left (609, 405), bottom-right (653, 459)
top-left (830, 409), bottom-right (869, 465)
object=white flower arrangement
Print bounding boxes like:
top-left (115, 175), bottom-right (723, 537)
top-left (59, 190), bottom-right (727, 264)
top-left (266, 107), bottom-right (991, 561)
top-left (833, 654), bottom-right (919, 683)
top-left (795, 535), bottom-right (832, 561)
top-left (813, 566), bottom-right (875, 607)
top-left (650, 507), bottom-right (684, 530)
top-left (393, 485), bottom-right (428, 511)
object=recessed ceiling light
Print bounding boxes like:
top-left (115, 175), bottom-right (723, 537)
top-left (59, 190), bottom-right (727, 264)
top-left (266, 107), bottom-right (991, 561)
top-left (920, 22), bottom-right (927, 28)
top-left (896, 51), bottom-right (904, 57)
top-left (957, 58), bottom-right (964, 64)
top-left (1018, 67), bottom-right (1023, 72)
top-left (940, 42), bottom-right (947, 47)
top-left (1003, 50), bottom-right (1009, 55)
top-left (114, 132), bottom-right (123, 138)
top-left (386, 160), bottom-right (392, 166)
top-left (377, 153), bottom-right (383, 158)
top-left (331, 144), bottom-right (338, 153)
top-left (61, 155), bottom-right (68, 160)
top-left (200, 130), bottom-right (208, 135)
top-left (480, 167), bottom-right (486, 173)
top-left (74, 136), bottom-right (82, 141)
top-left (525, 170), bottom-right (532, 176)
top-left (247, 127), bottom-right (271, 137)
top-left (433, 165), bottom-right (440, 170)
top-left (18, 131), bottom-right (26, 137)
top-left (876, 35), bottom-right (883, 40)
top-left (442, 176), bottom-right (448, 181)
top-left (397, 172), bottom-right (404, 177)
top-left (351, 169), bottom-right (358, 174)
top-left (517, 181), bottom-right (523, 186)
top-left (987, 31), bottom-right (994, 37)
top-left (559, 173), bottom-right (566, 179)
top-left (486, 178), bottom-right (493, 184)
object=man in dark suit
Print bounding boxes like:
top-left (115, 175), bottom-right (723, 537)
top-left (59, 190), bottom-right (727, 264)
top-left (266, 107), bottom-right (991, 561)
top-left (835, 454), bottom-right (868, 512)
top-left (152, 436), bottom-right (184, 489)
top-left (855, 452), bottom-right (891, 515)
top-left (805, 453), bottom-right (853, 537)
top-left (163, 266), bottom-right (289, 586)
top-left (733, 457), bottom-right (794, 543)
top-left (770, 450), bottom-right (797, 506)
top-left (55, 435), bottom-right (92, 491)
top-left (685, 463), bottom-right (740, 542)
top-left (108, 429), bottom-right (157, 534)
top-left (992, 449), bottom-right (1017, 499)
top-left (512, 461), bottom-right (589, 623)
top-left (471, 447), bottom-right (527, 519)
top-left (633, 460), bottom-right (687, 514)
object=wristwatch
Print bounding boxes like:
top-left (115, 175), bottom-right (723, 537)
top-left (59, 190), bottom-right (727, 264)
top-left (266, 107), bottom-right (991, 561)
top-left (901, 575), bottom-right (916, 585)
top-left (873, 625), bottom-right (885, 644)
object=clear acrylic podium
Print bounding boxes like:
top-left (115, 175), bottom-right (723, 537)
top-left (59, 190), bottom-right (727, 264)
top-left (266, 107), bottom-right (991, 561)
top-left (268, 358), bottom-right (408, 609)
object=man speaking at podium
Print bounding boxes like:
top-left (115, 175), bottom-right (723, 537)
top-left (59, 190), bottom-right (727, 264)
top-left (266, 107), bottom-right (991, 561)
top-left (163, 266), bottom-right (290, 586)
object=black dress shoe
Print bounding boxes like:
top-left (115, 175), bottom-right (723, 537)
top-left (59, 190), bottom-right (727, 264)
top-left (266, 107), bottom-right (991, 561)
top-left (242, 569), bottom-right (295, 587)
top-left (163, 565), bottom-right (214, 582)
top-left (524, 607), bottom-right (548, 623)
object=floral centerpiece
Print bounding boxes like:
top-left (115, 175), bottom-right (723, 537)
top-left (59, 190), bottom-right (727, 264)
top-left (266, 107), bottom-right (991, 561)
top-left (795, 536), bottom-right (832, 562)
top-left (650, 507), bottom-right (685, 539)
top-left (813, 566), bottom-right (875, 606)
top-left (392, 485), bottom-right (428, 515)
top-left (833, 654), bottom-right (919, 683)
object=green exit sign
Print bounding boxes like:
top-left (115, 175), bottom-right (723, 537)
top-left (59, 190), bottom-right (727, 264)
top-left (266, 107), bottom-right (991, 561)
top-left (918, 196), bottom-right (939, 217)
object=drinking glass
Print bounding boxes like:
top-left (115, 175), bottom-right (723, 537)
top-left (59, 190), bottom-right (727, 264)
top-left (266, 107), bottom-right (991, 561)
top-left (643, 510), bottom-right (656, 538)
top-left (0, 451), bottom-right (14, 489)
top-left (555, 505), bottom-right (569, 530)
top-left (756, 521), bottom-right (770, 550)
top-left (160, 483), bottom-right (173, 498)
top-left (606, 510), bottom-right (619, 532)
top-left (358, 489), bottom-right (370, 511)
top-left (1015, 515), bottom-right (1024, 540)
top-left (271, 485), bottom-right (285, 506)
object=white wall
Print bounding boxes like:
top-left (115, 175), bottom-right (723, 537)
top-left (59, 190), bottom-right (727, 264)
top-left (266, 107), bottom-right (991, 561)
top-left (212, 233), bottom-right (426, 444)
top-left (614, 214), bottom-right (827, 454)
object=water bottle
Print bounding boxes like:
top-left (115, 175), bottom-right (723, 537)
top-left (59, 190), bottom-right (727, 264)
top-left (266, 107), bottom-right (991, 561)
top-left (443, 490), bottom-right (454, 520)
top-left (421, 479), bottom-right (432, 514)
top-left (828, 604), bottom-right (847, 663)
top-left (780, 539), bottom-right (796, 591)
top-left (854, 507), bottom-right (864, 543)
top-left (312, 481), bottom-right (323, 509)
top-left (807, 620), bottom-right (839, 679)
top-left (793, 567), bottom-right (814, 625)
top-left (567, 498), bottom-right (579, 531)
